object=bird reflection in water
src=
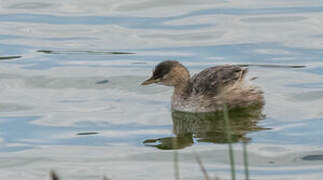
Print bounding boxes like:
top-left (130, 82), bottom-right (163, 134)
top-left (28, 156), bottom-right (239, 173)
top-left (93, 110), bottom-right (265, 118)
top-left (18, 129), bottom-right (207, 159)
top-left (143, 105), bottom-right (269, 150)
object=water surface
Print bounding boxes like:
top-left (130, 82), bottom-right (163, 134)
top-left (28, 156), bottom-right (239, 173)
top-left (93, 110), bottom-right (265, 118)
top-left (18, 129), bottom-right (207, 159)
top-left (0, 1), bottom-right (323, 179)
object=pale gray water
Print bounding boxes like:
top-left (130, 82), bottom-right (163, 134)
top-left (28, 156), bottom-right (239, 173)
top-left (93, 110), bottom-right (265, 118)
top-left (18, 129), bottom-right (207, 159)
top-left (0, 0), bottom-right (323, 179)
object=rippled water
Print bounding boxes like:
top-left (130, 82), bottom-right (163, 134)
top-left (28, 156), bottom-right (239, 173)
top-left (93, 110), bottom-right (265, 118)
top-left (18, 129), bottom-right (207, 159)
top-left (1, 1), bottom-right (323, 179)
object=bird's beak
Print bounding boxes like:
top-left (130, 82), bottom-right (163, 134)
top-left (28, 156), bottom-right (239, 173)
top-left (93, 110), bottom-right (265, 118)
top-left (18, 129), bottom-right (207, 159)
top-left (141, 77), bottom-right (160, 85)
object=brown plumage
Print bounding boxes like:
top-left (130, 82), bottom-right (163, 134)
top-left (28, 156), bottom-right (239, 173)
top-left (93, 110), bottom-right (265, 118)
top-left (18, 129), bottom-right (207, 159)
top-left (142, 60), bottom-right (264, 112)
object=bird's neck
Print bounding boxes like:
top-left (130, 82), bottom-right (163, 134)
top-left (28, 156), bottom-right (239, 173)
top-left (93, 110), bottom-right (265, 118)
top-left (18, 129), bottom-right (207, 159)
top-left (174, 80), bottom-right (190, 97)
top-left (171, 80), bottom-right (192, 112)
top-left (171, 67), bottom-right (191, 97)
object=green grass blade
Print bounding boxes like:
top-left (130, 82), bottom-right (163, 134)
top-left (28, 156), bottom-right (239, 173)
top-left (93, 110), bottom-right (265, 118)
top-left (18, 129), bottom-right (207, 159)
top-left (243, 141), bottom-right (250, 180)
top-left (174, 151), bottom-right (180, 180)
top-left (223, 104), bottom-right (236, 180)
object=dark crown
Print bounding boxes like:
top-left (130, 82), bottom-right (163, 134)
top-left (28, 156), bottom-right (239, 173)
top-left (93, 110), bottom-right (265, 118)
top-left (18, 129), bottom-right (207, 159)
top-left (153, 60), bottom-right (179, 79)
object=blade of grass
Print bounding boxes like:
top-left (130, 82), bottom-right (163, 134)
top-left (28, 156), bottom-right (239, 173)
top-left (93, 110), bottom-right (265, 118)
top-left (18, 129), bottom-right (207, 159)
top-left (50, 170), bottom-right (59, 180)
top-left (174, 151), bottom-right (180, 180)
top-left (243, 141), bottom-right (249, 180)
top-left (102, 176), bottom-right (111, 180)
top-left (223, 104), bottom-right (236, 180)
top-left (193, 151), bottom-right (210, 180)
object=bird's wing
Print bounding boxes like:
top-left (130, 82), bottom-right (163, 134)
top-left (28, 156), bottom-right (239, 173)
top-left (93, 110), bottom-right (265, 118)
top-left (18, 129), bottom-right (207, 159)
top-left (190, 65), bottom-right (247, 96)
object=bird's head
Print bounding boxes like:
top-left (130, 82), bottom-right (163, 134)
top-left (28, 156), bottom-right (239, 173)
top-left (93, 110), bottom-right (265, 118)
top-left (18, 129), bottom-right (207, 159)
top-left (141, 60), bottom-right (190, 87)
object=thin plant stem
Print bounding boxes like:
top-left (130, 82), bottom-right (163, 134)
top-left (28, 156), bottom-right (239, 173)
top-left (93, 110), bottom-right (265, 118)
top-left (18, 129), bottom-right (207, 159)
top-left (50, 170), bottom-right (59, 180)
top-left (174, 151), bottom-right (180, 180)
top-left (102, 176), bottom-right (111, 180)
top-left (193, 151), bottom-right (210, 180)
top-left (243, 141), bottom-right (249, 180)
top-left (223, 104), bottom-right (236, 180)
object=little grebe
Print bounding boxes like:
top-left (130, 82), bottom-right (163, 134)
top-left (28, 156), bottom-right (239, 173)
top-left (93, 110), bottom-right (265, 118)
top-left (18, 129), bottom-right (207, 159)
top-left (142, 60), bottom-right (264, 112)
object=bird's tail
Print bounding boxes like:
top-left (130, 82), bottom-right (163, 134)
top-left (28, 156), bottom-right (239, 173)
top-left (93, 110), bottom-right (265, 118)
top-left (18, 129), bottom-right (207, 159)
top-left (239, 68), bottom-right (248, 81)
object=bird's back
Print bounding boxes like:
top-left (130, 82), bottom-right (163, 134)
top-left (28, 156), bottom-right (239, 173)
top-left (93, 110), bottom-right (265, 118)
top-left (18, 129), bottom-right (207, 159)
top-left (172, 64), bottom-right (264, 112)
top-left (190, 65), bottom-right (246, 97)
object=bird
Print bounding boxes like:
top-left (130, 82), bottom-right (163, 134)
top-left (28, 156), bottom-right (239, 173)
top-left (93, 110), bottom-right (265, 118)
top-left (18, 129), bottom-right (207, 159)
top-left (141, 60), bottom-right (264, 112)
